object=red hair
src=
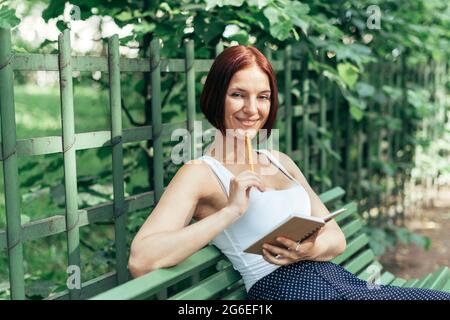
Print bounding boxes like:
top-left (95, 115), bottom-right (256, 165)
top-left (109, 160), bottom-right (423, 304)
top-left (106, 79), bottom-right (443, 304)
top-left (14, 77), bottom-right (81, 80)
top-left (200, 45), bottom-right (279, 138)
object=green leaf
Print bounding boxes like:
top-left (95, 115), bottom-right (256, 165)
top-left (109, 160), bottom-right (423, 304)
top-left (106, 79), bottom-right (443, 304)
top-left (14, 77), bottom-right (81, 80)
top-left (205, 0), bottom-right (245, 10)
top-left (133, 22), bottom-right (156, 34)
top-left (247, 0), bottom-right (270, 9)
top-left (269, 19), bottom-right (293, 41)
top-left (115, 10), bottom-right (133, 22)
top-left (12, 45), bottom-right (28, 53)
top-left (395, 227), bottom-right (410, 244)
top-left (345, 93), bottom-right (366, 121)
top-left (78, 192), bottom-right (108, 207)
top-left (337, 63), bottom-right (359, 88)
top-left (225, 0), bottom-right (245, 6)
top-left (96, 147), bottom-right (111, 160)
top-left (382, 85), bottom-right (402, 101)
top-left (89, 183), bottom-right (114, 196)
top-left (22, 186), bottom-right (50, 203)
top-left (306, 16), bottom-right (343, 39)
top-left (369, 240), bottom-right (386, 256)
top-left (286, 1), bottom-right (310, 16)
top-left (381, 163), bottom-right (395, 176)
top-left (350, 105), bottom-right (364, 121)
top-left (410, 234), bottom-right (431, 250)
top-left (22, 172), bottom-right (45, 188)
top-left (322, 70), bottom-right (347, 90)
top-left (227, 29), bottom-right (249, 44)
top-left (0, 6), bottom-right (20, 28)
top-left (42, 0), bottom-right (65, 22)
top-left (290, 16), bottom-right (308, 34)
top-left (285, 2), bottom-right (310, 33)
top-left (56, 20), bottom-right (67, 32)
top-left (355, 82), bottom-right (375, 98)
top-left (366, 228), bottom-right (388, 256)
top-left (263, 6), bottom-right (280, 24)
top-left (326, 42), bottom-right (373, 66)
top-left (202, 21), bottom-right (225, 44)
top-left (20, 161), bottom-right (40, 172)
top-left (205, 0), bottom-right (220, 10)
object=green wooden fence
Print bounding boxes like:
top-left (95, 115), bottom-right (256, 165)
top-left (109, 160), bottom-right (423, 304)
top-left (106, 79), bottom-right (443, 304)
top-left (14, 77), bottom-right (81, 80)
top-left (0, 27), bottom-right (447, 299)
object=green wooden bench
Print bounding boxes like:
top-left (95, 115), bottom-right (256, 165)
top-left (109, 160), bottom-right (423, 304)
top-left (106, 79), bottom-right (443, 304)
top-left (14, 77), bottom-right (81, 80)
top-left (91, 186), bottom-right (450, 300)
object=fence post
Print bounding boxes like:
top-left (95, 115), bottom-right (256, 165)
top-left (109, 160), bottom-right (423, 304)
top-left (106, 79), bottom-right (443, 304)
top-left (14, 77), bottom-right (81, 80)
top-left (107, 34), bottom-right (128, 284)
top-left (400, 53), bottom-right (408, 224)
top-left (58, 29), bottom-right (81, 299)
top-left (0, 27), bottom-right (25, 300)
top-left (345, 98), bottom-right (353, 202)
top-left (375, 61), bottom-right (383, 223)
top-left (331, 81), bottom-right (340, 187)
top-left (300, 48), bottom-right (309, 181)
top-left (318, 51), bottom-right (328, 193)
top-left (185, 39), bottom-right (196, 160)
top-left (150, 38), bottom-right (164, 202)
top-left (284, 45), bottom-right (292, 155)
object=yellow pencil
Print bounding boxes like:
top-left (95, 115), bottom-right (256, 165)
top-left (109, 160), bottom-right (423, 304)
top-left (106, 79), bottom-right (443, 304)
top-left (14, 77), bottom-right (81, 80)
top-left (245, 132), bottom-right (254, 172)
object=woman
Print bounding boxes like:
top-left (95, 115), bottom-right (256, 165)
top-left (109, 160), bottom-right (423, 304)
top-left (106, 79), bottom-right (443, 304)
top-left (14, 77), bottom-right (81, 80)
top-left (128, 45), bottom-right (450, 300)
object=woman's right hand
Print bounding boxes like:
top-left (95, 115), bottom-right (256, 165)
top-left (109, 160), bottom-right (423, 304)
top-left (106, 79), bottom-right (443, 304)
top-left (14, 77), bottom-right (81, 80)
top-left (226, 170), bottom-right (266, 217)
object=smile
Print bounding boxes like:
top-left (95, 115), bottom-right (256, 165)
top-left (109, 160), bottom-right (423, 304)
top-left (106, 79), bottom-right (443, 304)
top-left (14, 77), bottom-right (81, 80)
top-left (236, 117), bottom-right (259, 127)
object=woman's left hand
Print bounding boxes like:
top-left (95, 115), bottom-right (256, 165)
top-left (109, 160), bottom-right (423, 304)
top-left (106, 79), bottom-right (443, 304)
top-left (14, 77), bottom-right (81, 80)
top-left (262, 230), bottom-right (320, 266)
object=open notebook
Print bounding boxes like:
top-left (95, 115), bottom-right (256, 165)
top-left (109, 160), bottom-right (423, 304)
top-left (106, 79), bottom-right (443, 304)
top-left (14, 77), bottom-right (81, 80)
top-left (243, 208), bottom-right (347, 256)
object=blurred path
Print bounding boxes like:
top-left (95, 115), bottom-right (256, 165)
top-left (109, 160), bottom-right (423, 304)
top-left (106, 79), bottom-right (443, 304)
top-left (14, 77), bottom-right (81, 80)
top-left (379, 186), bottom-right (450, 279)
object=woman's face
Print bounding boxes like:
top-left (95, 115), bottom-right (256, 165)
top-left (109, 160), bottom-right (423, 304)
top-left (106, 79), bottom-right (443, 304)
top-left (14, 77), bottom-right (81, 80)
top-left (223, 64), bottom-right (271, 138)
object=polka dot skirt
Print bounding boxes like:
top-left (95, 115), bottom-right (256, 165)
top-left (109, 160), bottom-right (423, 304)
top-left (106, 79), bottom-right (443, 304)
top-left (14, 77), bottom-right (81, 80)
top-left (247, 260), bottom-right (450, 300)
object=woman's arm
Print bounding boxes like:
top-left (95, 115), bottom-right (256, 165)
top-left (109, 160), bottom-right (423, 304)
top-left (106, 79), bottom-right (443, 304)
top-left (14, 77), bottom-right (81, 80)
top-left (129, 205), bottom-right (239, 277)
top-left (128, 161), bottom-right (240, 278)
top-left (129, 160), bottom-right (266, 278)
top-left (262, 150), bottom-right (346, 263)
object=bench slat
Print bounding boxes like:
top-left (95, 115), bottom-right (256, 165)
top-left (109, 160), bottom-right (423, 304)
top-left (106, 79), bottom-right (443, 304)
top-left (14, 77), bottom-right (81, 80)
top-left (357, 260), bottom-right (382, 282)
top-left (332, 233), bottom-right (369, 265)
top-left (419, 267), bottom-right (444, 289)
top-left (169, 264), bottom-right (242, 300)
top-left (416, 273), bottom-right (433, 288)
top-left (403, 279), bottom-right (420, 288)
top-left (91, 246), bottom-right (223, 299)
top-left (344, 249), bottom-right (375, 275)
top-left (318, 186), bottom-right (345, 204)
top-left (335, 202), bottom-right (357, 224)
top-left (390, 278), bottom-right (407, 287)
top-left (341, 219), bottom-right (364, 240)
top-left (442, 279), bottom-right (450, 293)
top-left (221, 286), bottom-right (247, 300)
top-left (48, 271), bottom-right (118, 300)
top-left (426, 267), bottom-right (450, 290)
top-left (379, 272), bottom-right (396, 285)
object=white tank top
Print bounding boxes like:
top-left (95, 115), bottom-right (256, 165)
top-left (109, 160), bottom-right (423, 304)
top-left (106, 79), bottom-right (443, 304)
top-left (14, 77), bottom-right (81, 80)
top-left (198, 149), bottom-right (311, 292)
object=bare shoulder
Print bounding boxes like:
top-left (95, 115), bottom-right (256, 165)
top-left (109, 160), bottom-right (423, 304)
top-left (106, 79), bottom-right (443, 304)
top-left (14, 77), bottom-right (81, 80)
top-left (172, 159), bottom-right (215, 200)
